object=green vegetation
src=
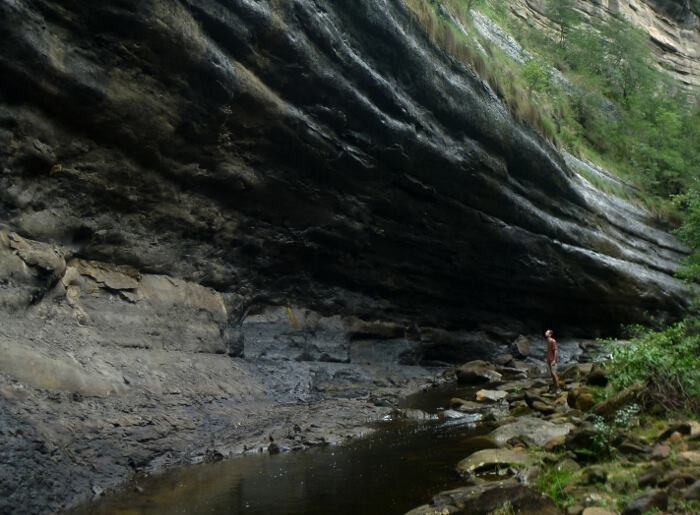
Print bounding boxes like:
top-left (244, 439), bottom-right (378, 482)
top-left (404, 0), bottom-right (700, 213)
top-left (604, 320), bottom-right (700, 414)
top-left (535, 461), bottom-right (575, 508)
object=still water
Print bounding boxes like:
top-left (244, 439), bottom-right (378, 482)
top-left (72, 384), bottom-right (492, 515)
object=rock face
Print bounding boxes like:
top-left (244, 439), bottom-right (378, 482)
top-left (0, 2), bottom-right (693, 512)
top-left (0, 0), bottom-right (690, 333)
top-left (510, 0), bottom-right (700, 89)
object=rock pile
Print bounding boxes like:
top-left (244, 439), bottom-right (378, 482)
top-left (406, 344), bottom-right (700, 515)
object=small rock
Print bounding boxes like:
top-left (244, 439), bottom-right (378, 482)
top-left (91, 485), bottom-right (104, 499)
top-left (651, 444), bottom-right (671, 460)
top-left (531, 400), bottom-right (556, 415)
top-left (476, 389), bottom-right (508, 402)
top-left (134, 485), bottom-right (144, 493)
top-left (566, 504), bottom-right (584, 515)
top-left (621, 489), bottom-right (668, 515)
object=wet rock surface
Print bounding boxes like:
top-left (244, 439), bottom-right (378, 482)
top-left (0, 0), bottom-right (690, 332)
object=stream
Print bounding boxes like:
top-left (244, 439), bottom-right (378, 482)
top-left (69, 384), bottom-right (496, 515)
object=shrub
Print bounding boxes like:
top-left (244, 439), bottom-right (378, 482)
top-left (604, 320), bottom-right (700, 414)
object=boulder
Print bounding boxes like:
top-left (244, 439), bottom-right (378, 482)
top-left (586, 365), bottom-right (609, 387)
top-left (494, 353), bottom-right (514, 366)
top-left (456, 361), bottom-right (502, 385)
top-left (567, 387), bottom-right (596, 411)
top-left (651, 443), bottom-right (671, 461)
top-left (513, 335), bottom-right (531, 358)
top-left (491, 416), bottom-right (575, 448)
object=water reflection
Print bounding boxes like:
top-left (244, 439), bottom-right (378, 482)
top-left (71, 385), bottom-right (490, 515)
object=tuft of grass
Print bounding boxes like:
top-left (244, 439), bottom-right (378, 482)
top-left (535, 462), bottom-right (576, 508)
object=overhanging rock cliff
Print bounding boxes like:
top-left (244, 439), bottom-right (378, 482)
top-left (0, 0), bottom-right (690, 333)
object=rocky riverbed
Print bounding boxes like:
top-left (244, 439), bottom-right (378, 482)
top-left (406, 347), bottom-right (700, 515)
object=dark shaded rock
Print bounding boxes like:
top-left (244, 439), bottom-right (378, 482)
top-left (618, 437), bottom-right (652, 456)
top-left (659, 468), bottom-right (698, 488)
top-left (241, 306), bottom-right (349, 363)
top-left (684, 479), bottom-right (700, 500)
top-left (638, 464), bottom-right (666, 488)
top-left (0, 0), bottom-right (689, 336)
top-left (656, 420), bottom-right (700, 442)
top-left (621, 489), bottom-right (668, 515)
top-left (565, 424), bottom-right (607, 461)
top-left (586, 365), bottom-right (609, 387)
top-left (494, 353), bottom-right (514, 366)
top-left (583, 465), bottom-right (608, 484)
top-left (567, 387), bottom-right (596, 411)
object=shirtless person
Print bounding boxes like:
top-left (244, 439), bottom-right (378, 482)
top-left (545, 329), bottom-right (561, 392)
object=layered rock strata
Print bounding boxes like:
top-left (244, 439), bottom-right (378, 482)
top-left (0, 0), bottom-right (689, 332)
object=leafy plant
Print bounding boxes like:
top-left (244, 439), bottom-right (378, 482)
top-left (591, 415), bottom-right (616, 459)
top-left (604, 320), bottom-right (700, 414)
